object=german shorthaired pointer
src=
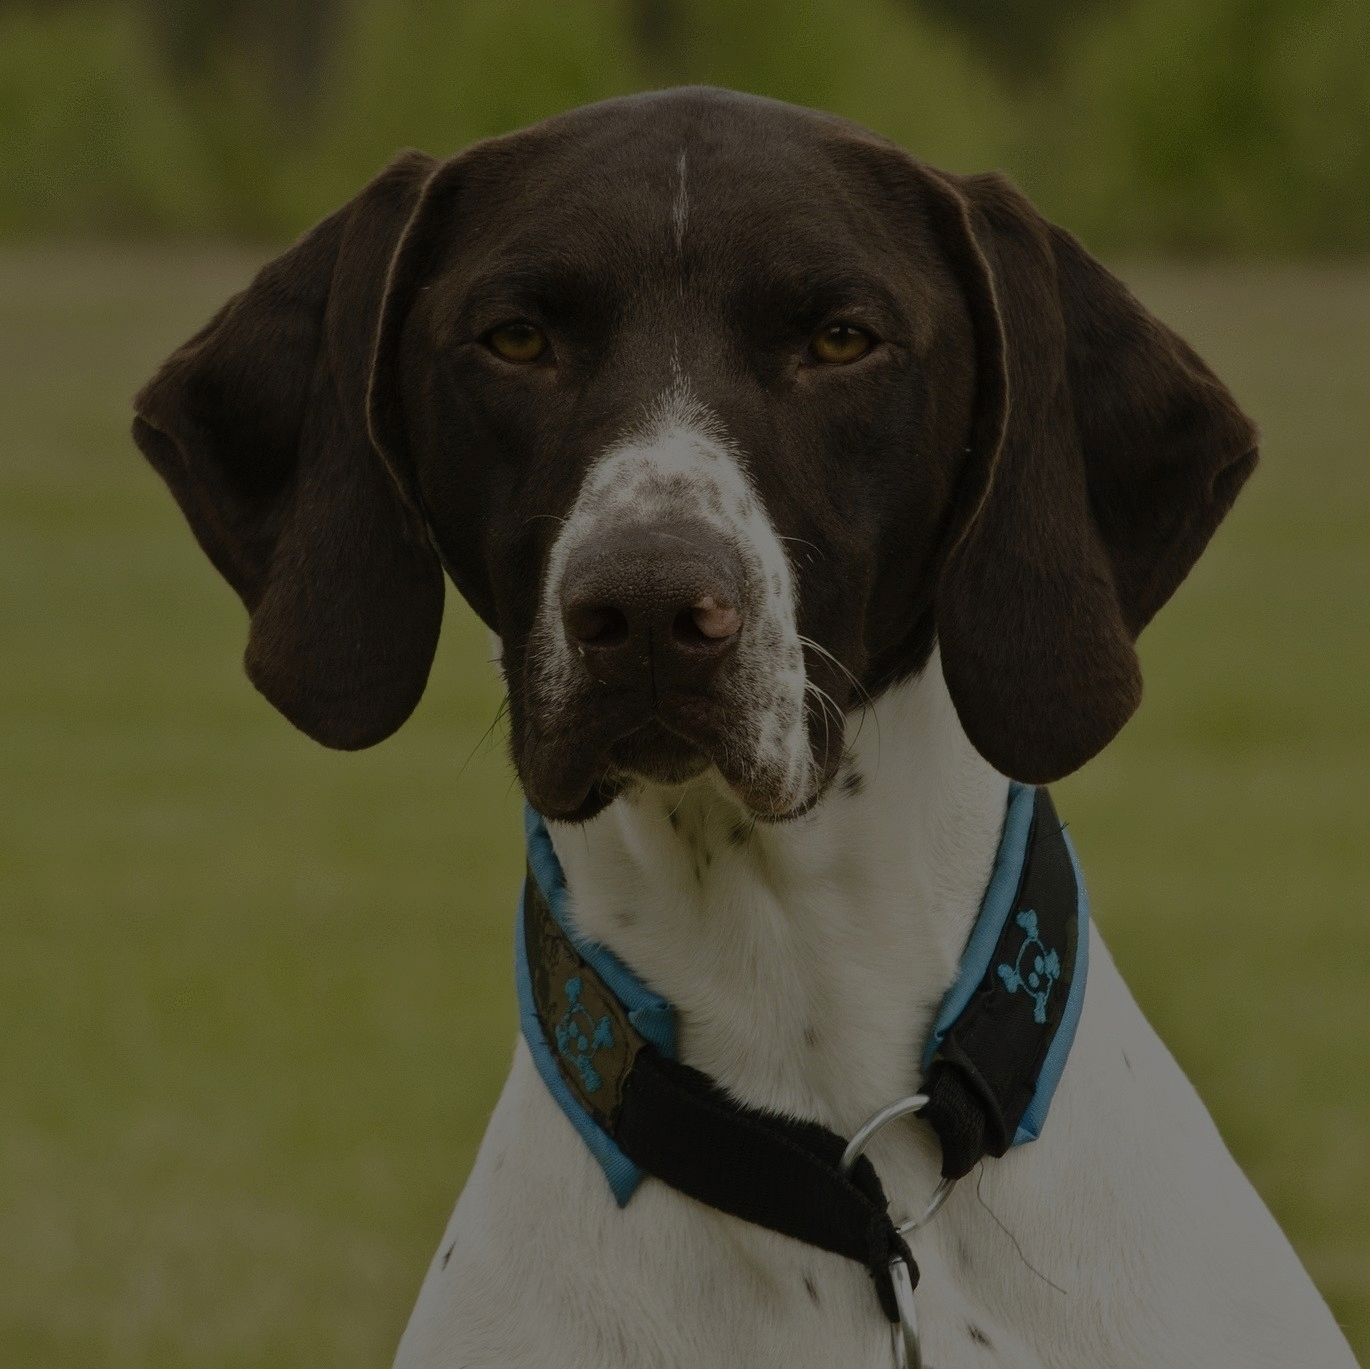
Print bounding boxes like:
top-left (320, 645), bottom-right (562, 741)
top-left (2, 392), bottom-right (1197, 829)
top-left (134, 88), bottom-right (1357, 1369)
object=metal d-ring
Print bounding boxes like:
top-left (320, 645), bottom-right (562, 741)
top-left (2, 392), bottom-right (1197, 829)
top-left (838, 1094), bottom-right (958, 1369)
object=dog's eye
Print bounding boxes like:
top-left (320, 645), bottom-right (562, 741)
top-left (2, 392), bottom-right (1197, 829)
top-left (486, 322), bottom-right (549, 364)
top-left (809, 323), bottom-right (872, 365)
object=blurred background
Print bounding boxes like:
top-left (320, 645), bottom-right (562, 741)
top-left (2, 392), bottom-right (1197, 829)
top-left (1, 0), bottom-right (1367, 1364)
top-left (4, 0), bottom-right (1370, 247)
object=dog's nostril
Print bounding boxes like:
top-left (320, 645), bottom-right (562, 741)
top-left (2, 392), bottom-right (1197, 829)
top-left (558, 522), bottom-right (744, 688)
top-left (674, 596), bottom-right (741, 646)
top-left (566, 603), bottom-right (630, 647)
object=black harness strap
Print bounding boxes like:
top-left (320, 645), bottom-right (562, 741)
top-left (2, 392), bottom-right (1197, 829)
top-left (618, 1049), bottom-right (916, 1323)
top-left (523, 873), bottom-right (914, 1322)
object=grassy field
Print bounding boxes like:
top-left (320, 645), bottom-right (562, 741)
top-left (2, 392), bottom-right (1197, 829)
top-left (1, 245), bottom-right (1366, 1365)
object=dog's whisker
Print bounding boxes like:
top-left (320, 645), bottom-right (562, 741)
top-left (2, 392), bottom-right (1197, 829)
top-left (803, 680), bottom-right (836, 764)
top-left (455, 697), bottom-right (513, 781)
top-left (796, 635), bottom-right (871, 710)
top-left (778, 534), bottom-right (825, 561)
top-left (803, 677), bottom-right (842, 734)
top-left (797, 636), bottom-right (880, 763)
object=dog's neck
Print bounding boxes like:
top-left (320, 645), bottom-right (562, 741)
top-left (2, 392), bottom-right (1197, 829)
top-left (546, 655), bottom-right (1009, 1139)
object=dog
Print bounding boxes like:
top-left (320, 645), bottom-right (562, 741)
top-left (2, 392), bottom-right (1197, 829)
top-left (133, 88), bottom-right (1358, 1368)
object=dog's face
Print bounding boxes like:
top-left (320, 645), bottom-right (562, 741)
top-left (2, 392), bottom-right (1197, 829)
top-left (133, 89), bottom-right (1257, 821)
top-left (385, 96), bottom-right (980, 819)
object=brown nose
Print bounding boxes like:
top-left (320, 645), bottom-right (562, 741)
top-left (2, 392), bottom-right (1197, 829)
top-left (559, 522), bottom-right (743, 694)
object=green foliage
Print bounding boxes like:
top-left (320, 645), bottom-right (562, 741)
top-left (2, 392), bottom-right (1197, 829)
top-left (0, 0), bottom-right (1366, 248)
top-left (1026, 0), bottom-right (1370, 251)
top-left (666, 0), bottom-right (1012, 172)
top-left (310, 0), bottom-right (647, 211)
top-left (0, 5), bottom-right (217, 234)
top-left (914, 0), bottom-right (1121, 84)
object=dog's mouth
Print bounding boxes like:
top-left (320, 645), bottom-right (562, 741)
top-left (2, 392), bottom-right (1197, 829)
top-left (516, 689), bottom-right (833, 824)
top-left (604, 718), bottom-right (714, 786)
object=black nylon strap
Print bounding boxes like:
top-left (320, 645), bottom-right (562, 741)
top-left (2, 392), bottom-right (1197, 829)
top-left (920, 787), bottom-right (1080, 1178)
top-left (615, 1048), bottom-right (916, 1323)
top-left (523, 875), bottom-right (913, 1322)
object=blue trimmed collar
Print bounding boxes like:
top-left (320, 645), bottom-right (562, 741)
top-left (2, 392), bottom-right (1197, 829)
top-left (515, 781), bottom-right (1090, 1204)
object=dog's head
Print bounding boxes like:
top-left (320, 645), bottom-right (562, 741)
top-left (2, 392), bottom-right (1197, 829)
top-left (133, 88), bottom-right (1256, 822)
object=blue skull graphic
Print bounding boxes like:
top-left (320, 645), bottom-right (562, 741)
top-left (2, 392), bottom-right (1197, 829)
top-left (997, 909), bottom-right (1061, 1025)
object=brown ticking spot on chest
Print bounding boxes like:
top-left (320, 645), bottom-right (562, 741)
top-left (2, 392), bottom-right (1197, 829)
top-left (967, 1322), bottom-right (995, 1350)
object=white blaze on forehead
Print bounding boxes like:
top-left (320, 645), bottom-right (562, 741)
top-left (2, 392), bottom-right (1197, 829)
top-left (529, 372), bottom-right (817, 812)
top-left (542, 369), bottom-right (784, 609)
top-left (672, 150), bottom-right (688, 251)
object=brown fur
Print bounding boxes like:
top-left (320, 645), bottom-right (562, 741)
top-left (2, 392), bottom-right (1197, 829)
top-left (133, 90), bottom-right (1256, 790)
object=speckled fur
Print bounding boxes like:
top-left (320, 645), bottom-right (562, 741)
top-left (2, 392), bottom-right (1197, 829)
top-left (527, 370), bottom-right (813, 816)
top-left (394, 664), bottom-right (1355, 1369)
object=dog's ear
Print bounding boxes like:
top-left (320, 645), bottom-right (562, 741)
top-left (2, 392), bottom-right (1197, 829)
top-left (920, 169), bottom-right (1258, 784)
top-left (365, 155), bottom-right (502, 630)
top-left (132, 151), bottom-right (445, 749)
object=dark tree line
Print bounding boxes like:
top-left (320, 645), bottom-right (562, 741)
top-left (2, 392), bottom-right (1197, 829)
top-left (626, 0), bottom-right (1122, 85)
top-left (7, 0), bottom-right (1119, 115)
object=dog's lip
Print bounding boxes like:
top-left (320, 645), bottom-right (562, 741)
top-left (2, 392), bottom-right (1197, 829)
top-left (605, 717), bottom-right (713, 780)
top-left (518, 723), bottom-right (617, 819)
top-left (519, 697), bottom-right (822, 822)
top-left (520, 707), bottom-right (710, 817)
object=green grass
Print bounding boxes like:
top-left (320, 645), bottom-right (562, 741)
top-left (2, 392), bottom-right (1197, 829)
top-left (1054, 262), bottom-right (1370, 1351)
top-left (1, 247), bottom-right (1366, 1365)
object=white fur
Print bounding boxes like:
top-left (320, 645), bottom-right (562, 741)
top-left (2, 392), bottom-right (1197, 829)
top-left (392, 657), bottom-right (1355, 1368)
top-left (525, 375), bottom-right (815, 815)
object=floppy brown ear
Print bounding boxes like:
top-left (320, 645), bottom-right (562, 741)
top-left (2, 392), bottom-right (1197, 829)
top-left (132, 151), bottom-right (445, 749)
top-left (922, 170), bottom-right (1258, 783)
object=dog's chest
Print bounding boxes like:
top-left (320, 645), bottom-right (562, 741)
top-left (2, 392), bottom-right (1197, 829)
top-left (394, 688), bottom-right (1357, 1367)
top-left (396, 1036), bottom-right (1060, 1369)
top-left (549, 680), bottom-right (1007, 1137)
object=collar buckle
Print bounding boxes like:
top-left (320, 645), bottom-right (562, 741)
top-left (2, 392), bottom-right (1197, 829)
top-left (888, 1253), bottom-right (922, 1369)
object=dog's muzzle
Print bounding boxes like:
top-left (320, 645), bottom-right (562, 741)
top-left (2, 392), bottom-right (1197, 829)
top-left (520, 405), bottom-right (819, 819)
top-left (560, 520), bottom-right (744, 697)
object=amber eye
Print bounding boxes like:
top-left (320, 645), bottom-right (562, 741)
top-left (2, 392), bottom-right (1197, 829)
top-left (487, 321), bottom-right (549, 363)
top-left (809, 323), bottom-right (872, 365)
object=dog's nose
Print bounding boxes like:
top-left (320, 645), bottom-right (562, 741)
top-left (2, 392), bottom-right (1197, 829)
top-left (560, 522), bottom-right (743, 693)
